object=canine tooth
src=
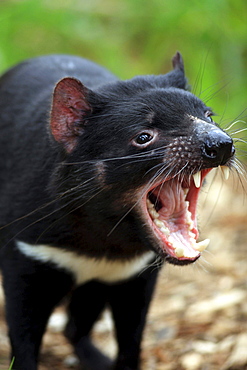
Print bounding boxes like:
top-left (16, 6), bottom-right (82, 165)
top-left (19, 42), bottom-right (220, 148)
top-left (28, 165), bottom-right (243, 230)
top-left (154, 219), bottom-right (165, 228)
top-left (160, 226), bottom-right (170, 236)
top-left (193, 171), bottom-right (201, 188)
top-left (175, 246), bottom-right (185, 258)
top-left (183, 188), bottom-right (189, 196)
top-left (194, 238), bottom-right (210, 252)
top-left (149, 208), bottom-right (159, 219)
top-left (146, 199), bottom-right (154, 209)
top-left (221, 165), bottom-right (230, 180)
top-left (187, 221), bottom-right (194, 231)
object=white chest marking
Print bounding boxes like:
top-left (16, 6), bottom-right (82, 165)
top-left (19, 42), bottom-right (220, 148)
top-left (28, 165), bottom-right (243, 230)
top-left (17, 241), bottom-right (156, 285)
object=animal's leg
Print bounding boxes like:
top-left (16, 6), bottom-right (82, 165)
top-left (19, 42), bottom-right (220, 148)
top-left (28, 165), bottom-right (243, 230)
top-left (108, 265), bottom-right (160, 370)
top-left (1, 244), bottom-right (73, 370)
top-left (65, 281), bottom-right (112, 370)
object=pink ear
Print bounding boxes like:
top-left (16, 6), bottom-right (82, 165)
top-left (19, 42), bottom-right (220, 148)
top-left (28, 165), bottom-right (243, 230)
top-left (50, 77), bottom-right (92, 153)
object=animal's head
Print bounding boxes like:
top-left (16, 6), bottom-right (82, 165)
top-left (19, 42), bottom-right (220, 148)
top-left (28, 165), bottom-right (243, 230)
top-left (49, 52), bottom-right (235, 265)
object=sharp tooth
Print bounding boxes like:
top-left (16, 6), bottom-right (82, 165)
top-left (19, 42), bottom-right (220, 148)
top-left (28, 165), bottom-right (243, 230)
top-left (186, 209), bottom-right (192, 221)
top-left (194, 238), bottom-right (210, 252)
top-left (154, 219), bottom-right (165, 228)
top-left (186, 207), bottom-right (194, 230)
top-left (146, 199), bottom-right (154, 209)
top-left (175, 246), bottom-right (185, 258)
top-left (193, 171), bottom-right (201, 188)
top-left (149, 208), bottom-right (159, 219)
top-left (187, 220), bottom-right (194, 231)
top-left (183, 188), bottom-right (189, 196)
top-left (160, 226), bottom-right (170, 236)
top-left (220, 165), bottom-right (230, 180)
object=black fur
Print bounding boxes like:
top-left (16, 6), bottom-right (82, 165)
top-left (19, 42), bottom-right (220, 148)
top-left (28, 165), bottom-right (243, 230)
top-left (0, 52), bottom-right (234, 369)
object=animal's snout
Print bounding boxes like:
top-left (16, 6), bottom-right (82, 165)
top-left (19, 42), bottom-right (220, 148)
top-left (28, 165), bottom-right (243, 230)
top-left (201, 129), bottom-right (235, 166)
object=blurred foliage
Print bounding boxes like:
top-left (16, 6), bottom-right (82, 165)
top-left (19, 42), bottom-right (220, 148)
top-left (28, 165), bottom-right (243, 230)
top-left (0, 0), bottom-right (246, 156)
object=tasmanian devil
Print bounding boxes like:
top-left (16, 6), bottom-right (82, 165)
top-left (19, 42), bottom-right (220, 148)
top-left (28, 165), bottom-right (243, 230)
top-left (0, 52), bottom-right (235, 370)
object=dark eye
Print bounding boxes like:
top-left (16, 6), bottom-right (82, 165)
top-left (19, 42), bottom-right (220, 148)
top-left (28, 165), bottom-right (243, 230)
top-left (135, 132), bottom-right (153, 145)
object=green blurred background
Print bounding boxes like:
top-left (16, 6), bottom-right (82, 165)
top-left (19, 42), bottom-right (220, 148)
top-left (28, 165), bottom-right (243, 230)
top-left (0, 0), bottom-right (246, 154)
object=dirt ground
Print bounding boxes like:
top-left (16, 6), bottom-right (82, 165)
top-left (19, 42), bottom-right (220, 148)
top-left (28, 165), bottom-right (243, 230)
top-left (0, 169), bottom-right (247, 370)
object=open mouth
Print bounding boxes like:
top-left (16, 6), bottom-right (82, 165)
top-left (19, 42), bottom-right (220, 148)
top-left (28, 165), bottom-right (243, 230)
top-left (143, 166), bottom-right (230, 265)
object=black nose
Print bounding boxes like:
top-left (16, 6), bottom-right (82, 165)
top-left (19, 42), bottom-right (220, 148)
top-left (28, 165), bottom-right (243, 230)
top-left (202, 129), bottom-right (235, 166)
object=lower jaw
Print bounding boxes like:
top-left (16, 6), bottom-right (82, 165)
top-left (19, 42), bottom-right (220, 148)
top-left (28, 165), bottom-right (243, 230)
top-left (151, 230), bottom-right (201, 265)
top-left (145, 202), bottom-right (202, 264)
top-left (164, 253), bottom-right (200, 265)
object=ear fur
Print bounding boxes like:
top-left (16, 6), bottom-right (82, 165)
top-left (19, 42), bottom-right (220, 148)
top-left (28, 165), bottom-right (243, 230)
top-left (172, 51), bottom-right (184, 72)
top-left (50, 77), bottom-right (92, 153)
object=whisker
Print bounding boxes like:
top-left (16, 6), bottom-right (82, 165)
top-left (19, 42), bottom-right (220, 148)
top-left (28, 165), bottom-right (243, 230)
top-left (234, 138), bottom-right (247, 145)
top-left (192, 50), bottom-right (211, 97)
top-left (0, 174), bottom-right (99, 231)
top-left (225, 109), bottom-right (247, 131)
top-left (224, 119), bottom-right (247, 132)
top-left (232, 158), bottom-right (247, 178)
top-left (231, 127), bottom-right (247, 135)
top-left (144, 159), bottom-right (175, 178)
top-left (139, 254), bottom-right (163, 275)
top-left (61, 145), bottom-right (171, 166)
top-left (218, 95), bottom-right (229, 127)
top-left (200, 80), bottom-right (227, 100)
top-left (202, 81), bottom-right (231, 105)
top-left (35, 186), bottom-right (105, 244)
